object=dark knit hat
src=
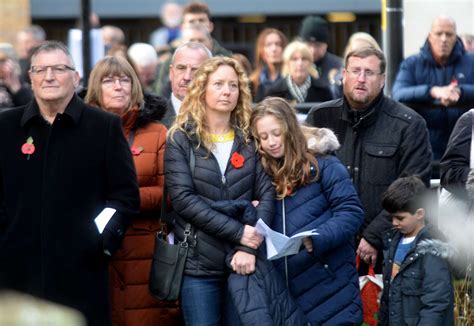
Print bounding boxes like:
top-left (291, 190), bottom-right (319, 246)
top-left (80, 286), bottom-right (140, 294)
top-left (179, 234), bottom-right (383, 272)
top-left (299, 16), bottom-right (329, 44)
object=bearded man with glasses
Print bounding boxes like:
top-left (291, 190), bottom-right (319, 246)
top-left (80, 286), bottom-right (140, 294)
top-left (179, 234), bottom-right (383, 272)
top-left (305, 47), bottom-right (432, 274)
top-left (0, 41), bottom-right (140, 326)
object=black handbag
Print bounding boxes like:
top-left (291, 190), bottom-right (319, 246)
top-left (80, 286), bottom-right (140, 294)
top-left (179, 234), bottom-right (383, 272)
top-left (149, 223), bottom-right (191, 300)
top-left (149, 145), bottom-right (195, 301)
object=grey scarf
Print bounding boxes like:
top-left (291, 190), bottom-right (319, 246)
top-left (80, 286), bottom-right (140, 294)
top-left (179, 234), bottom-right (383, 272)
top-left (286, 76), bottom-right (311, 103)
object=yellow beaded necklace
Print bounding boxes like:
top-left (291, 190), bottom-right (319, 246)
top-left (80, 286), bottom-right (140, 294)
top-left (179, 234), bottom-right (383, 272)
top-left (210, 129), bottom-right (235, 143)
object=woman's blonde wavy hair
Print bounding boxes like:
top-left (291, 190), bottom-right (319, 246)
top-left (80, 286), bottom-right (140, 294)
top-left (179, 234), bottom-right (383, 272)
top-left (168, 56), bottom-right (253, 151)
top-left (250, 97), bottom-right (319, 199)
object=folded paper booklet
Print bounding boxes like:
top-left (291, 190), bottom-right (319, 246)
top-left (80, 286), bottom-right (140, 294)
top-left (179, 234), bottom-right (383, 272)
top-left (94, 207), bottom-right (116, 234)
top-left (255, 218), bottom-right (319, 260)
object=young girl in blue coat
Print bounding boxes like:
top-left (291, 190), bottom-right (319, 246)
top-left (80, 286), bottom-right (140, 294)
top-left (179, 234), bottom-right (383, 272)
top-left (250, 97), bottom-right (364, 325)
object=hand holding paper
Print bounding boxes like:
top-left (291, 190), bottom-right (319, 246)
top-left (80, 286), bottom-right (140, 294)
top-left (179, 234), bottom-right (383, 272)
top-left (255, 219), bottom-right (318, 260)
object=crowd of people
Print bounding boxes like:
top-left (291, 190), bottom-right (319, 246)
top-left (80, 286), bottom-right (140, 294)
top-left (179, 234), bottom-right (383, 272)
top-left (0, 1), bottom-right (473, 325)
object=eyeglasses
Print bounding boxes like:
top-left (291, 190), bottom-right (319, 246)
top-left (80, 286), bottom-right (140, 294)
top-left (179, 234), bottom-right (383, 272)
top-left (30, 64), bottom-right (75, 76)
top-left (101, 76), bottom-right (132, 88)
top-left (346, 68), bottom-right (383, 79)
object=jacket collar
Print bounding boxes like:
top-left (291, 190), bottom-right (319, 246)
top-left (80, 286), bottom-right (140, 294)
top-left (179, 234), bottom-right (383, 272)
top-left (420, 37), bottom-right (466, 66)
top-left (20, 94), bottom-right (83, 127)
top-left (386, 224), bottom-right (441, 269)
top-left (341, 91), bottom-right (385, 129)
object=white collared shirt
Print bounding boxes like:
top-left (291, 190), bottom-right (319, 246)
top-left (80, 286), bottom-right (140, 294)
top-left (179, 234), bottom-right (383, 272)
top-left (171, 93), bottom-right (182, 116)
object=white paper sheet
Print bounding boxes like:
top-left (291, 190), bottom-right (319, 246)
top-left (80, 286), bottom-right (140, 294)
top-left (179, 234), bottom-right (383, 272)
top-left (256, 218), bottom-right (319, 260)
top-left (94, 207), bottom-right (116, 234)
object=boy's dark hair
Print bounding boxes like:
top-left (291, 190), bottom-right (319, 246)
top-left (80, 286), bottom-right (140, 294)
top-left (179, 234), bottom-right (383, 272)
top-left (382, 176), bottom-right (427, 214)
top-left (183, 2), bottom-right (211, 20)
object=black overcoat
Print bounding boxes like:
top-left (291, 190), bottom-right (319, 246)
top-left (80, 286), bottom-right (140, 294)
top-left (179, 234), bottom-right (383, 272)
top-left (0, 95), bottom-right (140, 325)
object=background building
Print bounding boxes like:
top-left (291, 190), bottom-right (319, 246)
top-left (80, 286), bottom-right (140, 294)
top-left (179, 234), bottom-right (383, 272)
top-left (28, 0), bottom-right (382, 62)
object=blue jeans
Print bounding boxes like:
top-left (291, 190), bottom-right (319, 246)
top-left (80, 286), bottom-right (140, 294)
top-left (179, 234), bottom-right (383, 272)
top-left (180, 275), bottom-right (240, 326)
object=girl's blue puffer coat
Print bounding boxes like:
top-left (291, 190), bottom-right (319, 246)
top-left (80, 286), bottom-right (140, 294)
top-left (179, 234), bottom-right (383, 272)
top-left (272, 153), bottom-right (364, 325)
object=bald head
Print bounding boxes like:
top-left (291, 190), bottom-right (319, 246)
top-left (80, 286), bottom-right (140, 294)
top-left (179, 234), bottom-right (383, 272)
top-left (431, 16), bottom-right (456, 32)
top-left (102, 25), bottom-right (125, 47)
top-left (428, 16), bottom-right (457, 64)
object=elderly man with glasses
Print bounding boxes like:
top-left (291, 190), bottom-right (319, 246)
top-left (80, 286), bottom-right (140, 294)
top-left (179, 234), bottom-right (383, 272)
top-left (0, 41), bottom-right (140, 326)
top-left (305, 47), bottom-right (432, 275)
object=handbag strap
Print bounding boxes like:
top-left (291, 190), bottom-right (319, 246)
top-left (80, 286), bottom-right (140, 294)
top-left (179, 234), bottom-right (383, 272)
top-left (470, 109), bottom-right (474, 169)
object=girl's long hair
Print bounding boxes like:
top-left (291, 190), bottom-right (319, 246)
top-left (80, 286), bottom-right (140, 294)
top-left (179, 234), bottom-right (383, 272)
top-left (168, 56), bottom-right (253, 151)
top-left (250, 97), bottom-right (319, 199)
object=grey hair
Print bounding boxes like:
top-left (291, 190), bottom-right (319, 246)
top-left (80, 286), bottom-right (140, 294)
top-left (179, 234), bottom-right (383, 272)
top-left (29, 40), bottom-right (75, 68)
top-left (171, 42), bottom-right (212, 64)
top-left (128, 42), bottom-right (158, 66)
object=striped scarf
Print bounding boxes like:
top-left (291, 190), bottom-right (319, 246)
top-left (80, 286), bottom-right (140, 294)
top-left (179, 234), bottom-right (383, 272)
top-left (286, 76), bottom-right (311, 103)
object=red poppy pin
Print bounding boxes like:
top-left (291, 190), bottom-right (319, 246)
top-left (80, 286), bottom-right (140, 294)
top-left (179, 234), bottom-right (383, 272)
top-left (230, 152), bottom-right (245, 169)
top-left (131, 146), bottom-right (144, 156)
top-left (21, 136), bottom-right (35, 160)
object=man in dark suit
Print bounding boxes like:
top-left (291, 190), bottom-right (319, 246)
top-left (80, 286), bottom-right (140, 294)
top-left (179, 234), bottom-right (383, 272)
top-left (161, 42), bottom-right (211, 128)
top-left (0, 41), bottom-right (139, 326)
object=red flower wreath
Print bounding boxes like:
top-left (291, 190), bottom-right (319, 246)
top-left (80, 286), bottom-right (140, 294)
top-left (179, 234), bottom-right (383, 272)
top-left (21, 136), bottom-right (35, 160)
top-left (230, 152), bottom-right (245, 169)
top-left (131, 146), bottom-right (144, 156)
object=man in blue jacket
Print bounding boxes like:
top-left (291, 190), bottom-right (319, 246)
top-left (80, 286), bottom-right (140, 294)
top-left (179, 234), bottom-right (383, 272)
top-left (393, 16), bottom-right (474, 167)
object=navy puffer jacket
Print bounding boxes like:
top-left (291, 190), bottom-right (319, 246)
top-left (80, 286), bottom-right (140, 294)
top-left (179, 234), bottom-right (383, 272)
top-left (211, 200), bottom-right (307, 326)
top-left (392, 38), bottom-right (474, 159)
top-left (164, 129), bottom-right (275, 276)
top-left (272, 155), bottom-right (364, 325)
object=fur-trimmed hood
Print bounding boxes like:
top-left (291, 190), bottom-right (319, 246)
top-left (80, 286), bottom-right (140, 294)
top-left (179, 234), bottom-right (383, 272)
top-left (416, 239), bottom-right (456, 259)
top-left (306, 127), bottom-right (340, 154)
top-left (135, 93), bottom-right (168, 129)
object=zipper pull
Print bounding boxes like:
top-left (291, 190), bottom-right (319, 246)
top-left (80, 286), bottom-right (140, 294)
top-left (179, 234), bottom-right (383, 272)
top-left (221, 175), bottom-right (226, 185)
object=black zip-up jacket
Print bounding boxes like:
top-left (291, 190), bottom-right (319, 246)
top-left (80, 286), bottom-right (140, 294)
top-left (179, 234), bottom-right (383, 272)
top-left (164, 129), bottom-right (275, 276)
top-left (305, 93), bottom-right (432, 249)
